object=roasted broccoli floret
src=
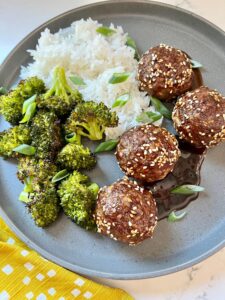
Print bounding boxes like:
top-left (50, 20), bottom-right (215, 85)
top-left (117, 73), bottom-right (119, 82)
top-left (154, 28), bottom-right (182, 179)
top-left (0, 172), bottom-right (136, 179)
top-left (37, 66), bottom-right (82, 116)
top-left (65, 101), bottom-right (118, 140)
top-left (57, 143), bottom-right (96, 171)
top-left (0, 77), bottom-right (45, 125)
top-left (24, 183), bottom-right (60, 227)
top-left (0, 125), bottom-right (31, 158)
top-left (31, 110), bottom-right (63, 160)
top-left (17, 156), bottom-right (58, 184)
top-left (58, 171), bottom-right (99, 230)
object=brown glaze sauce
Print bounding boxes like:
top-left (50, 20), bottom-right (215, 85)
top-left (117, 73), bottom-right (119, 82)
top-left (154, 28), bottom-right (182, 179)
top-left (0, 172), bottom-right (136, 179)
top-left (148, 68), bottom-right (206, 220)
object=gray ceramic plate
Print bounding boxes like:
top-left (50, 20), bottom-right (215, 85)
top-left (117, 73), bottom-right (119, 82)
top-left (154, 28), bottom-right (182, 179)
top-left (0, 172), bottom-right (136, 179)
top-left (1, 0), bottom-right (225, 279)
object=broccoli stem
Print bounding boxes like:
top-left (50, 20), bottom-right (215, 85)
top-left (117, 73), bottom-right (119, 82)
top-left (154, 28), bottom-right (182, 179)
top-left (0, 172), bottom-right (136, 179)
top-left (88, 121), bottom-right (104, 140)
top-left (77, 121), bottom-right (104, 140)
top-left (88, 183), bottom-right (99, 197)
top-left (44, 66), bottom-right (77, 101)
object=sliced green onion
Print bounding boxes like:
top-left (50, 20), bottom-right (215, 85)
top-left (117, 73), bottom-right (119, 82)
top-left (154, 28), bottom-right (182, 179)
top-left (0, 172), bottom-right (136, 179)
top-left (22, 94), bottom-right (37, 114)
top-left (88, 183), bottom-right (100, 197)
top-left (24, 177), bottom-right (33, 193)
top-left (112, 93), bottom-right (130, 108)
top-left (94, 139), bottom-right (119, 153)
top-left (19, 191), bottom-right (31, 203)
top-left (168, 211), bottom-right (187, 222)
top-left (96, 26), bottom-right (116, 36)
top-left (20, 102), bottom-right (37, 123)
top-left (65, 133), bottom-right (80, 144)
top-left (126, 36), bottom-right (140, 61)
top-left (24, 185), bottom-right (32, 193)
top-left (52, 169), bottom-right (70, 183)
top-left (70, 75), bottom-right (86, 86)
top-left (150, 96), bottom-right (172, 119)
top-left (109, 72), bottom-right (131, 84)
top-left (191, 59), bottom-right (203, 69)
top-left (13, 144), bottom-right (36, 156)
top-left (136, 111), bottom-right (162, 123)
top-left (171, 184), bottom-right (205, 195)
top-left (126, 36), bottom-right (137, 50)
top-left (19, 178), bottom-right (34, 202)
top-left (0, 86), bottom-right (8, 95)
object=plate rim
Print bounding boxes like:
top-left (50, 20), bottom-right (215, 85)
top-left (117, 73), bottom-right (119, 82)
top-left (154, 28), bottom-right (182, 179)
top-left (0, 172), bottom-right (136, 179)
top-left (1, 0), bottom-right (225, 279)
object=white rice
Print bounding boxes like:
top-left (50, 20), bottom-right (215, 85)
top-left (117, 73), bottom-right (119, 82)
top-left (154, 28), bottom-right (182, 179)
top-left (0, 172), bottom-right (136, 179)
top-left (21, 18), bottom-right (162, 139)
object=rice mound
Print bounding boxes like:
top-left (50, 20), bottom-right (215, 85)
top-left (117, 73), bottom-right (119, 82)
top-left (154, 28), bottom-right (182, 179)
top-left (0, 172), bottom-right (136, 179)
top-left (21, 18), bottom-right (162, 139)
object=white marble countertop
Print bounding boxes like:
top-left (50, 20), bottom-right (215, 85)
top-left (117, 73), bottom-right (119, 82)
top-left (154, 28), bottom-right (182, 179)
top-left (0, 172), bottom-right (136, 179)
top-left (1, 0), bottom-right (225, 299)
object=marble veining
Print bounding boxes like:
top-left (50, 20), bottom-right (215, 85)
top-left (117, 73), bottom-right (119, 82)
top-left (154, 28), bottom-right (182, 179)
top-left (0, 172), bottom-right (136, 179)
top-left (175, 0), bottom-right (193, 9)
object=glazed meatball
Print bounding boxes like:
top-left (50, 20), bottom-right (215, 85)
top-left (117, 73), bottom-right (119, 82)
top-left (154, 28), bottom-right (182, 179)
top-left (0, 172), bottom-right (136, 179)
top-left (138, 44), bottom-right (193, 101)
top-left (95, 178), bottom-right (157, 245)
top-left (172, 86), bottom-right (225, 148)
top-left (116, 124), bottom-right (180, 183)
